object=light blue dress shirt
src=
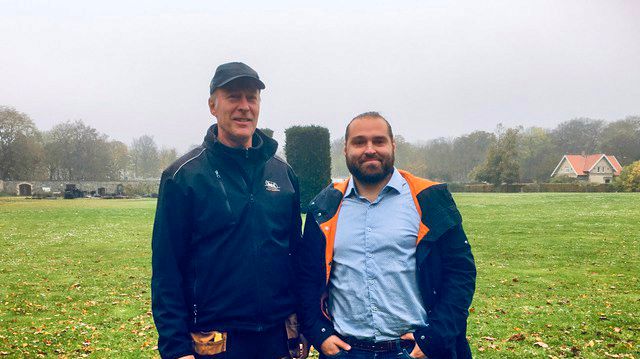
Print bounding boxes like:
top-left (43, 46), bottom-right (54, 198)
top-left (328, 168), bottom-right (428, 341)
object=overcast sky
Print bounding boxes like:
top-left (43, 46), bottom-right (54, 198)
top-left (2, 0), bottom-right (639, 153)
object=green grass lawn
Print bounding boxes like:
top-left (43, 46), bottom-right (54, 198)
top-left (0, 194), bottom-right (638, 358)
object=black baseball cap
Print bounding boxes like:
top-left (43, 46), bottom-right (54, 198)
top-left (209, 62), bottom-right (265, 94)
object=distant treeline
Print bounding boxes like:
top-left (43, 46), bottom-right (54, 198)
top-left (331, 117), bottom-right (640, 183)
top-left (2, 105), bottom-right (639, 183)
top-left (0, 106), bottom-right (178, 181)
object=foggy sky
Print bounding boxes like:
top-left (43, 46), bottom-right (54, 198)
top-left (1, 0), bottom-right (639, 153)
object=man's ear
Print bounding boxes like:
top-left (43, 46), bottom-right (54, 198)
top-left (208, 95), bottom-right (217, 117)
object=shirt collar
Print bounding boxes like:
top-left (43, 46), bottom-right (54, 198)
top-left (344, 167), bottom-right (403, 199)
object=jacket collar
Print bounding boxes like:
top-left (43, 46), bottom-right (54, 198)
top-left (203, 124), bottom-right (278, 161)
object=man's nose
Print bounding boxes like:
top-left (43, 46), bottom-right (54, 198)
top-left (238, 96), bottom-right (250, 110)
top-left (364, 144), bottom-right (376, 155)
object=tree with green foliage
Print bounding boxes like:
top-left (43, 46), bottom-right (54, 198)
top-left (551, 117), bottom-right (604, 155)
top-left (259, 128), bottom-right (274, 138)
top-left (0, 106), bottom-right (45, 180)
top-left (421, 137), bottom-right (454, 181)
top-left (330, 136), bottom-right (349, 178)
top-left (473, 126), bottom-right (520, 186)
top-left (394, 135), bottom-right (427, 178)
top-left (284, 125), bottom-right (331, 212)
top-left (518, 127), bottom-right (559, 182)
top-left (130, 135), bottom-right (160, 179)
top-left (105, 140), bottom-right (130, 180)
top-left (616, 161), bottom-right (640, 192)
top-left (451, 131), bottom-right (495, 182)
top-left (598, 116), bottom-right (640, 166)
top-left (43, 120), bottom-right (111, 181)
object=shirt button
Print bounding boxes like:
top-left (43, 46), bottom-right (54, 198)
top-left (366, 227), bottom-right (372, 232)
top-left (367, 253), bottom-right (373, 258)
top-left (420, 335), bottom-right (425, 340)
top-left (321, 328), bottom-right (326, 332)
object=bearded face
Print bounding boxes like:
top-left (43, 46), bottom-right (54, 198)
top-left (344, 117), bottom-right (396, 185)
top-left (346, 146), bottom-right (395, 184)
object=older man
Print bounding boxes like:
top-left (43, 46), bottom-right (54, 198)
top-left (152, 62), bottom-right (306, 359)
top-left (296, 112), bottom-right (476, 358)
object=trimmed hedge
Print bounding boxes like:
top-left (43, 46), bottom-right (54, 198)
top-left (284, 125), bottom-right (331, 212)
top-left (448, 183), bottom-right (617, 193)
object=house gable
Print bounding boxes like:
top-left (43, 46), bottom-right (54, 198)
top-left (551, 156), bottom-right (578, 177)
top-left (588, 155), bottom-right (615, 174)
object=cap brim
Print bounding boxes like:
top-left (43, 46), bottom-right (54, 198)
top-left (216, 75), bottom-right (266, 90)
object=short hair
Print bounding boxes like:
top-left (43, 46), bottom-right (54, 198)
top-left (344, 111), bottom-right (394, 141)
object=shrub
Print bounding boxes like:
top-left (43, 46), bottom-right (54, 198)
top-left (616, 161), bottom-right (640, 192)
top-left (284, 126), bottom-right (331, 212)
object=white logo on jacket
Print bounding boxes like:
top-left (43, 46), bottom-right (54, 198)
top-left (264, 180), bottom-right (280, 192)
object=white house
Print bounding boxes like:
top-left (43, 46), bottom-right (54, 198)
top-left (550, 154), bottom-right (622, 184)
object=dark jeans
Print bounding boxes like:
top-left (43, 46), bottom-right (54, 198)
top-left (319, 342), bottom-right (415, 359)
top-left (195, 325), bottom-right (290, 359)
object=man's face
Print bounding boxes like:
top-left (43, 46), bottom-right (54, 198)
top-left (344, 117), bottom-right (396, 184)
top-left (209, 86), bottom-right (261, 148)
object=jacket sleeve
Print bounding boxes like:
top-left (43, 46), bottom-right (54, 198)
top-left (293, 212), bottom-right (336, 349)
top-left (413, 187), bottom-right (477, 357)
top-left (151, 172), bottom-right (194, 359)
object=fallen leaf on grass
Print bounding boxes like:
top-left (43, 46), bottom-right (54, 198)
top-left (533, 341), bottom-right (549, 349)
top-left (507, 333), bottom-right (525, 341)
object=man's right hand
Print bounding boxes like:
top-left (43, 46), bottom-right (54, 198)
top-left (177, 356), bottom-right (195, 359)
top-left (320, 335), bottom-right (351, 356)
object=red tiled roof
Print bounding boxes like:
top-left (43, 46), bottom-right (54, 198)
top-left (563, 154), bottom-right (622, 176)
top-left (605, 155), bottom-right (623, 174)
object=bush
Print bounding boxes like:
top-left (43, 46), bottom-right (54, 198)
top-left (123, 182), bottom-right (158, 197)
top-left (284, 125), bottom-right (331, 212)
top-left (616, 161), bottom-right (640, 192)
top-left (550, 175), bottom-right (581, 184)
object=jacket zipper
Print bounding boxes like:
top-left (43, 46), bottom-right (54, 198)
top-left (193, 249), bottom-right (198, 324)
top-left (215, 170), bottom-right (233, 214)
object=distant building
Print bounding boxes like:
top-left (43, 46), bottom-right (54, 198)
top-left (550, 154), bottom-right (622, 184)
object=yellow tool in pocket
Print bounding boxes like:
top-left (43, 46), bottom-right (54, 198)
top-left (190, 331), bottom-right (227, 356)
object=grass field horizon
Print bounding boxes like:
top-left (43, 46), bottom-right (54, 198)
top-left (1, 193), bottom-right (638, 358)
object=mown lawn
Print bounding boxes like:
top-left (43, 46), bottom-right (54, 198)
top-left (0, 194), bottom-right (638, 358)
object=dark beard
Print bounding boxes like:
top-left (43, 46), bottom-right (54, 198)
top-left (347, 154), bottom-right (394, 184)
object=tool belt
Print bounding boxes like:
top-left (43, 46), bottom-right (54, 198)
top-left (191, 313), bottom-right (303, 358)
